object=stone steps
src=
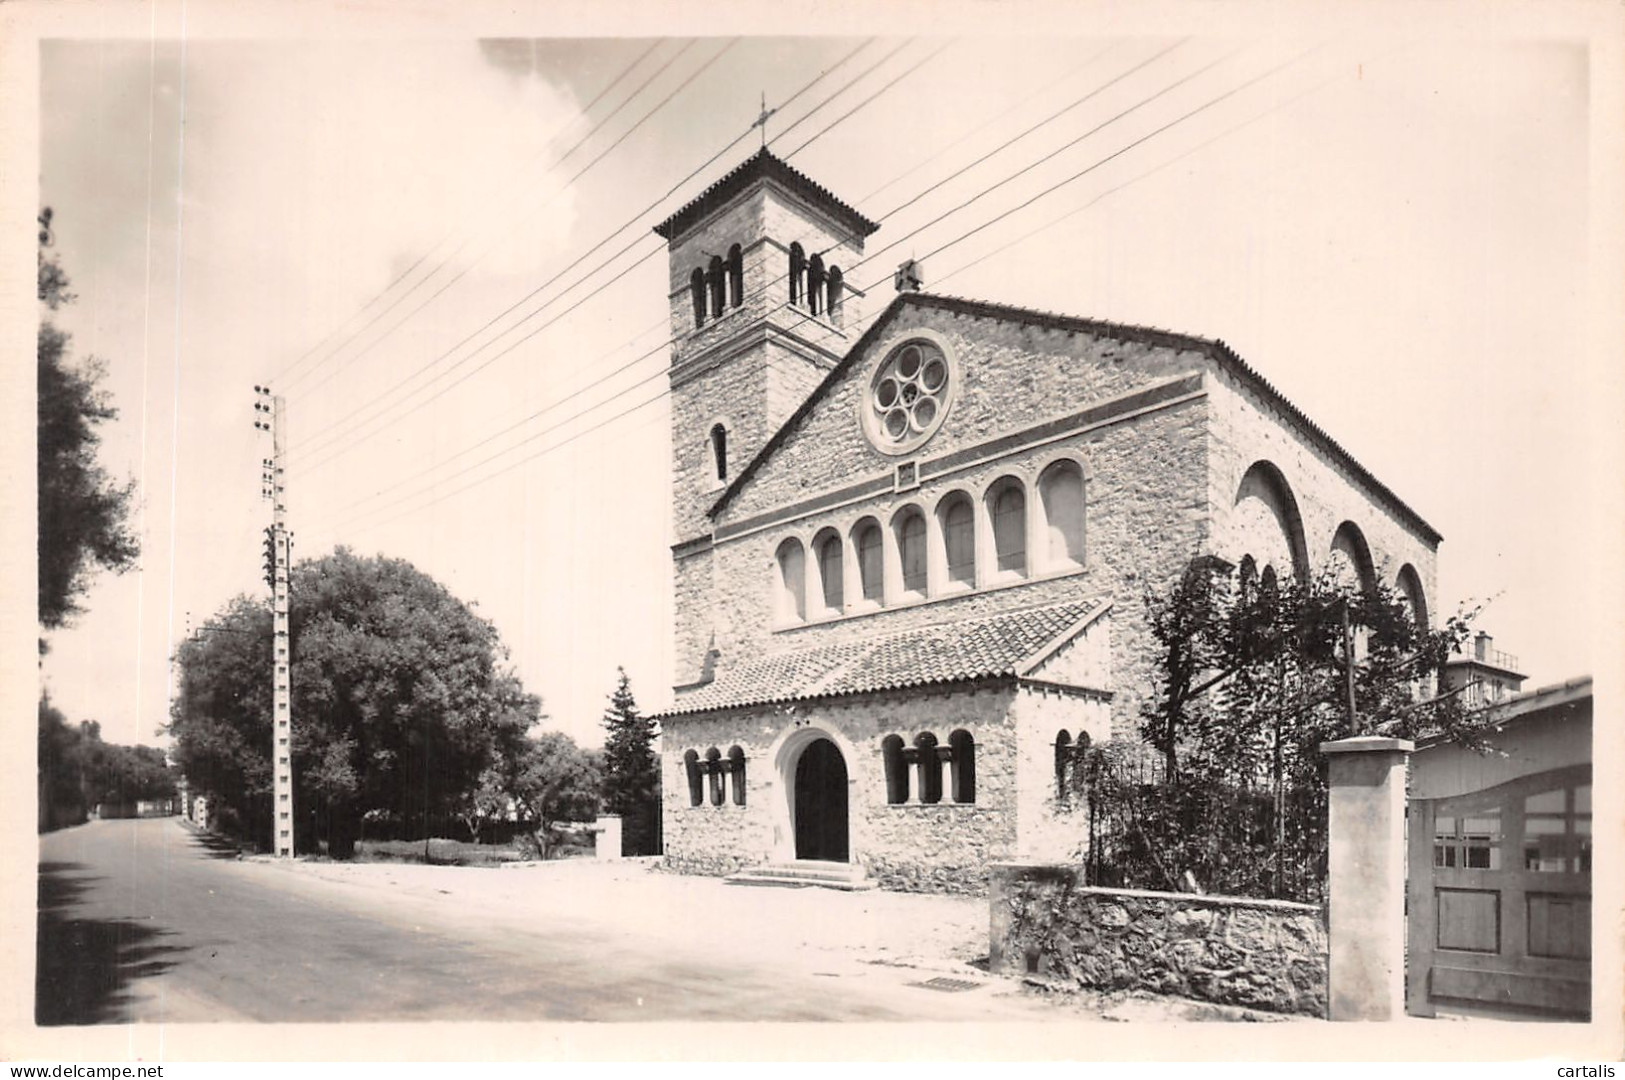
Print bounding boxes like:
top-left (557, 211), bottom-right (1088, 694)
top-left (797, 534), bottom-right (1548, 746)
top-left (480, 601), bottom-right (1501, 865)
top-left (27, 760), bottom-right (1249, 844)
top-left (725, 860), bottom-right (875, 891)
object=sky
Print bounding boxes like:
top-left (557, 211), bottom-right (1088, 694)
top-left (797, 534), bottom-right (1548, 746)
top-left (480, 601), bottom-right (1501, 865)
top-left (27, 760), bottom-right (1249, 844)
top-left (15, 4), bottom-right (1622, 753)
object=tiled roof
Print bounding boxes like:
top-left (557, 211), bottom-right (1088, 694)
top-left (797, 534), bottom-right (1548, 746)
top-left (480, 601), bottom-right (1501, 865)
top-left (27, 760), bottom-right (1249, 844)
top-left (659, 599), bottom-right (1109, 717)
top-left (652, 148), bottom-right (880, 243)
top-left (710, 291), bottom-right (1442, 547)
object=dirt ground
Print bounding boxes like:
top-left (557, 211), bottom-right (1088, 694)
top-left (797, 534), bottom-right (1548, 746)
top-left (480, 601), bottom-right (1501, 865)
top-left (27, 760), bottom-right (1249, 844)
top-left (257, 853), bottom-right (1302, 1022)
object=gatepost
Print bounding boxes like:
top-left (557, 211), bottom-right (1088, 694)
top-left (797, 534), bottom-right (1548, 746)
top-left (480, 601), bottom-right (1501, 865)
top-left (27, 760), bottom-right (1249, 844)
top-left (1321, 735), bottom-right (1413, 1020)
top-left (595, 815), bottom-right (623, 861)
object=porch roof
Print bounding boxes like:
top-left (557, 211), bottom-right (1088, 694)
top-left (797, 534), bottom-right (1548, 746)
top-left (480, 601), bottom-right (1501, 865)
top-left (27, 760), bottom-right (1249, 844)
top-left (657, 598), bottom-right (1109, 717)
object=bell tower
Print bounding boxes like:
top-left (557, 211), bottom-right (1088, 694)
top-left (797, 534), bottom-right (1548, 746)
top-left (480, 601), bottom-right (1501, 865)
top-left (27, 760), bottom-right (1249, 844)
top-left (654, 149), bottom-right (879, 689)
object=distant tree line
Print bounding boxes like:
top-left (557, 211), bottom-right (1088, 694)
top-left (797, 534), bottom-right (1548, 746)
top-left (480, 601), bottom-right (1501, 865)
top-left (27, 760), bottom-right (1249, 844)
top-left (38, 697), bottom-right (176, 832)
top-left (37, 207), bottom-right (157, 833)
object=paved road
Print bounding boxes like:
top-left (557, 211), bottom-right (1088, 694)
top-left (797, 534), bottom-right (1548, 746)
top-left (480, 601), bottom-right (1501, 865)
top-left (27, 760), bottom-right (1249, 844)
top-left (38, 818), bottom-right (1048, 1025)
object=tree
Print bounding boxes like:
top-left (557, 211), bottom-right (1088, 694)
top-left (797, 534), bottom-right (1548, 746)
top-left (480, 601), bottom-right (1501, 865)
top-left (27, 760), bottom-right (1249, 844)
top-left (599, 668), bottom-right (658, 815)
top-left (501, 732), bottom-right (600, 860)
top-left (38, 697), bottom-right (175, 831)
top-left (167, 549), bottom-right (537, 857)
top-left (458, 766), bottom-right (510, 845)
top-left (1088, 558), bottom-right (1484, 900)
top-left (1141, 560), bottom-right (1480, 785)
top-left (37, 208), bottom-right (139, 634)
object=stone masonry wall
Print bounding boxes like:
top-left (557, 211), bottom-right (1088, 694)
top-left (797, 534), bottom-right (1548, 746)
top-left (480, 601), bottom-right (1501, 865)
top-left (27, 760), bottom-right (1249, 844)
top-left (989, 863), bottom-right (1328, 1016)
top-left (723, 304), bottom-right (1208, 525)
top-left (661, 685), bottom-right (1018, 894)
top-left (666, 179), bottom-right (868, 685)
top-left (706, 303), bottom-right (1212, 739)
top-left (1011, 686), bottom-right (1108, 863)
top-left (1205, 363), bottom-right (1440, 615)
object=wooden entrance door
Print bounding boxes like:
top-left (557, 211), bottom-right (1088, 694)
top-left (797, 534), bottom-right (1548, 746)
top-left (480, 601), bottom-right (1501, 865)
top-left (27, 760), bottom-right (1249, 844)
top-left (1406, 763), bottom-right (1591, 1018)
top-left (794, 738), bottom-right (849, 862)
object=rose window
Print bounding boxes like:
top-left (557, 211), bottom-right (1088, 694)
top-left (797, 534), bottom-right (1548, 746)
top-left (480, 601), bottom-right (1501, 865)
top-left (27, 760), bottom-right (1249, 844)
top-left (865, 338), bottom-right (954, 454)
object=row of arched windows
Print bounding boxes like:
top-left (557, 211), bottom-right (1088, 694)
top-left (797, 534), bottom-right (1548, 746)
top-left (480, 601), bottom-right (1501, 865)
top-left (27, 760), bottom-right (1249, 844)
top-left (788, 243), bottom-right (844, 323)
top-left (881, 731), bottom-right (976, 805)
top-left (682, 746), bottom-right (747, 807)
top-left (773, 460), bottom-right (1086, 624)
top-left (689, 245), bottom-right (745, 329)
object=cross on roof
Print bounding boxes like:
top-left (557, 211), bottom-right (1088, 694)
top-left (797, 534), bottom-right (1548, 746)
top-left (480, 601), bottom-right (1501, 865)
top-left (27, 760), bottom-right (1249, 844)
top-left (752, 90), bottom-right (777, 148)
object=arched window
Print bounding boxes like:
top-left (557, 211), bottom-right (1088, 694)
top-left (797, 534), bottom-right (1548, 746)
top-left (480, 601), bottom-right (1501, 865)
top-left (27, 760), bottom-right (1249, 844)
top-left (1039, 460), bottom-right (1084, 568)
top-left (1238, 554), bottom-right (1258, 603)
top-left (1397, 564), bottom-right (1429, 630)
top-left (705, 748), bottom-right (724, 806)
top-left (855, 519), bottom-right (883, 603)
top-left (728, 746), bottom-right (746, 806)
top-left (776, 538), bottom-right (806, 623)
top-left (938, 494), bottom-right (975, 586)
top-left (788, 242), bottom-right (805, 305)
top-left (1055, 731), bottom-right (1089, 804)
top-left (895, 508), bottom-right (927, 596)
top-left (726, 244), bottom-right (743, 308)
top-left (882, 734), bottom-right (908, 804)
top-left (914, 732), bottom-right (942, 804)
top-left (684, 749), bottom-right (703, 807)
top-left (991, 481), bottom-right (1027, 575)
top-left (690, 268), bottom-right (707, 329)
top-left (815, 529), bottom-right (843, 614)
top-left (1329, 521), bottom-right (1377, 595)
top-left (707, 255), bottom-right (725, 318)
top-left (710, 424), bottom-right (728, 482)
top-left (807, 253), bottom-right (825, 316)
top-left (827, 265), bottom-right (844, 323)
top-left (949, 730), bottom-right (976, 804)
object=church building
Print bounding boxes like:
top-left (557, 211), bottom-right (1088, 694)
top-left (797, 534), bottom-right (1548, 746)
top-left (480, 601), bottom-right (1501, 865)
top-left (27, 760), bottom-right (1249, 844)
top-left (652, 149), bottom-right (1439, 893)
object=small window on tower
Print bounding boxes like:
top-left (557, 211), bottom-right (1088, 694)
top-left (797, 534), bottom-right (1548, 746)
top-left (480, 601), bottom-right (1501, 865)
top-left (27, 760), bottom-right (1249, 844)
top-left (708, 255), bottom-right (725, 318)
top-left (690, 268), bottom-right (707, 329)
top-left (789, 243), bottom-right (805, 305)
top-left (726, 244), bottom-right (743, 308)
top-left (710, 424), bottom-right (728, 482)
top-left (807, 253), bottom-right (825, 316)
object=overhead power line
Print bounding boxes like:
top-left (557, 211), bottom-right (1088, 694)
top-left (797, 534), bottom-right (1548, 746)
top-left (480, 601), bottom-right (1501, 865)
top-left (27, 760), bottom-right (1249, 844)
top-left (288, 37), bottom-right (902, 473)
top-left (780, 39), bottom-right (958, 160)
top-left (290, 37), bottom-right (877, 469)
top-left (315, 38), bottom-right (1206, 533)
top-left (934, 66), bottom-right (1345, 290)
top-left (270, 39), bottom-right (666, 393)
top-left (286, 38), bottom-right (728, 406)
top-left (322, 45), bottom-right (1310, 540)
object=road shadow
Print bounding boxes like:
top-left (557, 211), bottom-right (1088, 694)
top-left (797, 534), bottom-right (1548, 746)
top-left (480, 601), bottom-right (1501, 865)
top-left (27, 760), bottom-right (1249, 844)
top-left (185, 829), bottom-right (246, 860)
top-left (36, 861), bottom-right (190, 1026)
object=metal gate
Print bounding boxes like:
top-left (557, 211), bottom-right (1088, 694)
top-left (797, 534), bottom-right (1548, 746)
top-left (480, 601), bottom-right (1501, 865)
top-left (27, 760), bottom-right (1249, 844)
top-left (1406, 762), bottom-right (1591, 1019)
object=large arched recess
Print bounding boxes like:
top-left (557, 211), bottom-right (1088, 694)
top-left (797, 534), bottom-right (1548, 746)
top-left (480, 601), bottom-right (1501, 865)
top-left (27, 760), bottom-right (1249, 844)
top-left (1396, 563), bottom-right (1429, 630)
top-left (1233, 460), bottom-right (1310, 585)
top-left (1329, 520), bottom-right (1378, 595)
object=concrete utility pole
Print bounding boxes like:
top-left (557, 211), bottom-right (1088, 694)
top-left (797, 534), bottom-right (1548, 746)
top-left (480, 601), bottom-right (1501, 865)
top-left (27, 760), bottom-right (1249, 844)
top-left (254, 385), bottom-right (294, 858)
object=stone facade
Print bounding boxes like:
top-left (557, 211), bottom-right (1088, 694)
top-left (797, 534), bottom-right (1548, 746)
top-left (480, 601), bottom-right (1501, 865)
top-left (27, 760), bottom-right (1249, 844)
top-left (660, 685), bottom-right (1020, 893)
top-left (652, 151), bottom-right (1444, 896)
top-left (989, 863), bottom-right (1329, 1016)
top-left (1205, 362), bottom-right (1439, 607)
top-left (705, 303), bottom-right (1213, 740)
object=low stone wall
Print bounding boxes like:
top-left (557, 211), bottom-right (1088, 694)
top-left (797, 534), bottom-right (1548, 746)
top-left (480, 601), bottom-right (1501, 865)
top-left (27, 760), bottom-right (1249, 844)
top-left (989, 862), bottom-right (1328, 1017)
top-left (662, 851), bottom-right (756, 878)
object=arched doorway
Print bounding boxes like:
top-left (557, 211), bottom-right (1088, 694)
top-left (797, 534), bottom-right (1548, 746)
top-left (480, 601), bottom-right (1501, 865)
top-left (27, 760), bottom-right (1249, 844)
top-left (793, 737), bottom-right (849, 862)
